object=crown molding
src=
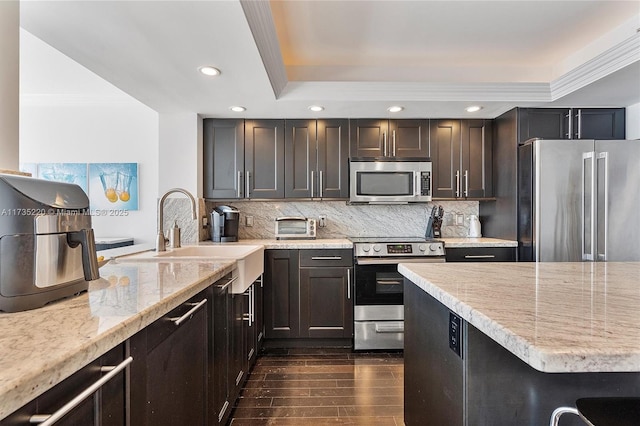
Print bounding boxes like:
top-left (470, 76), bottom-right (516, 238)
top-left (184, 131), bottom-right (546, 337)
top-left (550, 32), bottom-right (640, 101)
top-left (240, 0), bottom-right (288, 98)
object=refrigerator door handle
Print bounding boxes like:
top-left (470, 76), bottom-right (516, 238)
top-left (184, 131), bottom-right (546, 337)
top-left (582, 152), bottom-right (596, 261)
top-left (596, 152), bottom-right (608, 261)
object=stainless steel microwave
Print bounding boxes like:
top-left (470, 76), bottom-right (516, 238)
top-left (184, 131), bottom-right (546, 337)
top-left (275, 217), bottom-right (316, 240)
top-left (349, 158), bottom-right (432, 203)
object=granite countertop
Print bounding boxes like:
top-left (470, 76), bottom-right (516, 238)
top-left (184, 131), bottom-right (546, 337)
top-left (0, 259), bottom-right (235, 420)
top-left (399, 261), bottom-right (640, 373)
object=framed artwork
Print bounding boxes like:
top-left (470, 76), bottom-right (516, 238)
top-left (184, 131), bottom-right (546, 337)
top-left (36, 163), bottom-right (89, 194)
top-left (89, 163), bottom-right (139, 210)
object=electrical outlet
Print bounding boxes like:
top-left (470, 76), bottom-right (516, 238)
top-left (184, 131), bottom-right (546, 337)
top-left (319, 215), bottom-right (327, 228)
top-left (456, 214), bottom-right (464, 226)
top-left (245, 215), bottom-right (254, 227)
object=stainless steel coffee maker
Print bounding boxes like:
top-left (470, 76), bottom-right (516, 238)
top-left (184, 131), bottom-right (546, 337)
top-left (211, 205), bottom-right (240, 242)
top-left (0, 174), bottom-right (100, 312)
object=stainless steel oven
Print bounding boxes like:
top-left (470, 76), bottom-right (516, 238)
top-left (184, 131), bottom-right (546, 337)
top-left (351, 237), bottom-right (445, 350)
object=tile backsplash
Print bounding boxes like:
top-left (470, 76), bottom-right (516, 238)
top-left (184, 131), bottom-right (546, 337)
top-left (202, 200), bottom-right (480, 240)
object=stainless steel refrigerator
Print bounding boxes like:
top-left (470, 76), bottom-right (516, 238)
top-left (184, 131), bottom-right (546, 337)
top-left (518, 138), bottom-right (640, 262)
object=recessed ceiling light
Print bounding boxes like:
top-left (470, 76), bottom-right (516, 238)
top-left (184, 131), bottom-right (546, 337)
top-left (229, 106), bottom-right (246, 112)
top-left (308, 105), bottom-right (324, 112)
top-left (387, 106), bottom-right (404, 113)
top-left (466, 105), bottom-right (482, 113)
top-left (199, 66), bottom-right (221, 76)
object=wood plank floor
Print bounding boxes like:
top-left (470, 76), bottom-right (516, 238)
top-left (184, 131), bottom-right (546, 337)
top-left (229, 348), bottom-right (404, 425)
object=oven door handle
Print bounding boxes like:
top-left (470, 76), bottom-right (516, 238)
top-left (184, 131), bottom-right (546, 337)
top-left (376, 279), bottom-right (403, 286)
top-left (356, 257), bottom-right (445, 265)
top-left (375, 323), bottom-right (405, 333)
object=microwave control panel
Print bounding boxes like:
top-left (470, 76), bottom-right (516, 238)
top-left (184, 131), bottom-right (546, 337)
top-left (420, 171), bottom-right (431, 196)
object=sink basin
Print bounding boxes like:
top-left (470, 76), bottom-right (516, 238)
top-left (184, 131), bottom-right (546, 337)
top-left (119, 244), bottom-right (264, 294)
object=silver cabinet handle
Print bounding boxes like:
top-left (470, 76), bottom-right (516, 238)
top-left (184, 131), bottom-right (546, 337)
top-left (217, 275), bottom-right (237, 291)
top-left (311, 256), bottom-right (342, 260)
top-left (245, 170), bottom-right (251, 198)
top-left (392, 130), bottom-right (396, 156)
top-left (29, 357), bottom-right (133, 426)
top-left (347, 268), bottom-right (351, 300)
top-left (576, 109), bottom-right (582, 139)
top-left (455, 170), bottom-right (461, 198)
top-left (464, 255), bottom-right (496, 259)
top-left (171, 298), bottom-right (207, 326)
top-left (218, 401), bottom-right (230, 423)
top-left (237, 171), bottom-right (243, 198)
top-left (319, 170), bottom-right (324, 198)
top-left (383, 132), bottom-right (388, 156)
top-left (566, 110), bottom-right (572, 139)
top-left (311, 170), bottom-right (315, 198)
top-left (464, 170), bottom-right (469, 197)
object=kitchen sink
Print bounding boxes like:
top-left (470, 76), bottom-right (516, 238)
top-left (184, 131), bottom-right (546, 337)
top-left (118, 244), bottom-right (265, 294)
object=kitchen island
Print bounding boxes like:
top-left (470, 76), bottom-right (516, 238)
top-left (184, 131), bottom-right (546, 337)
top-left (399, 262), bottom-right (640, 426)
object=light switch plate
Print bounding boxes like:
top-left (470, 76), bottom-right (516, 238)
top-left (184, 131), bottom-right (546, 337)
top-left (245, 215), bottom-right (254, 227)
top-left (456, 214), bottom-right (464, 225)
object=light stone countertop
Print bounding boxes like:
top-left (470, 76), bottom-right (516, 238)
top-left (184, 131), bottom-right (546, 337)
top-left (0, 259), bottom-right (235, 421)
top-left (399, 261), bottom-right (640, 373)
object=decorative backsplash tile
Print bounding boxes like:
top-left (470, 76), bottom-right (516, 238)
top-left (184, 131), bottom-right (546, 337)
top-left (201, 200), bottom-right (480, 240)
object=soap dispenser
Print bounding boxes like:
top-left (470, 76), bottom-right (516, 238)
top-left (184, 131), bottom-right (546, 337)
top-left (468, 215), bottom-right (482, 238)
top-left (169, 220), bottom-right (181, 248)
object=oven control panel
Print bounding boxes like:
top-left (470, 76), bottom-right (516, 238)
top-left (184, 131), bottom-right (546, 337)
top-left (353, 241), bottom-right (445, 257)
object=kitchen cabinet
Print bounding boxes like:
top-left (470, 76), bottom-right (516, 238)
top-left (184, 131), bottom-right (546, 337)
top-left (349, 119), bottom-right (429, 158)
top-left (264, 249), bottom-right (353, 341)
top-left (130, 290), bottom-right (209, 426)
top-left (299, 250), bottom-right (353, 338)
top-left (245, 120), bottom-right (285, 199)
top-left (430, 119), bottom-right (492, 199)
top-left (285, 119), bottom-right (349, 199)
top-left (203, 119), bottom-right (245, 199)
top-left (1, 345), bottom-right (128, 426)
top-left (445, 247), bottom-right (516, 262)
top-left (517, 107), bottom-right (625, 143)
top-left (210, 274), bottom-right (232, 425)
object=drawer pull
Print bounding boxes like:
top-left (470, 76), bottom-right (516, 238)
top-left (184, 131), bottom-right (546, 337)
top-left (217, 276), bottom-right (238, 291)
top-left (375, 323), bottom-right (404, 334)
top-left (311, 256), bottom-right (342, 260)
top-left (171, 298), bottom-right (207, 326)
top-left (464, 255), bottom-right (496, 259)
top-left (29, 357), bottom-right (133, 425)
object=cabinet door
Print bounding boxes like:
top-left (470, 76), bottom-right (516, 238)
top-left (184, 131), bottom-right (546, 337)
top-left (130, 292), bottom-right (208, 426)
top-left (203, 119), bottom-right (245, 199)
top-left (461, 120), bottom-right (492, 198)
top-left (518, 108), bottom-right (570, 143)
top-left (430, 119), bottom-right (462, 198)
top-left (388, 119), bottom-right (429, 157)
top-left (230, 291), bottom-right (246, 402)
top-left (264, 250), bottom-right (300, 338)
top-left (299, 267), bottom-right (353, 338)
top-left (317, 119), bottom-right (349, 198)
top-left (210, 280), bottom-right (230, 425)
top-left (285, 119), bottom-right (317, 198)
top-left (349, 119), bottom-right (389, 157)
top-left (245, 120), bottom-right (285, 198)
top-left (244, 284), bottom-right (258, 374)
top-left (574, 108), bottom-right (625, 139)
top-left (255, 277), bottom-right (264, 348)
top-left (445, 247), bottom-right (516, 262)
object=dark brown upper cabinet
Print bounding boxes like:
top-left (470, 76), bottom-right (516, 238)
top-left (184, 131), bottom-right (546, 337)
top-left (518, 107), bottom-right (625, 143)
top-left (203, 119), bottom-right (245, 199)
top-left (285, 119), bottom-right (349, 199)
top-left (349, 119), bottom-right (429, 158)
top-left (244, 120), bottom-right (285, 199)
top-left (430, 119), bottom-right (492, 199)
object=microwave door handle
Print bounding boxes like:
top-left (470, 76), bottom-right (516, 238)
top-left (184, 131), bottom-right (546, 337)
top-left (414, 172), bottom-right (420, 197)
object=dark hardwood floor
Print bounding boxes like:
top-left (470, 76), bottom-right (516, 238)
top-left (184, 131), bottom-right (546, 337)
top-left (229, 348), bottom-right (404, 425)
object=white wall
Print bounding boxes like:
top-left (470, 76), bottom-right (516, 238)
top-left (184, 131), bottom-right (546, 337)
top-left (627, 102), bottom-right (640, 139)
top-left (20, 31), bottom-right (160, 245)
top-left (158, 113), bottom-right (201, 195)
top-left (0, 1), bottom-right (19, 170)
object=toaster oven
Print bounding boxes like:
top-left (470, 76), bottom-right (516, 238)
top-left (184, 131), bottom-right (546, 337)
top-left (275, 217), bottom-right (316, 240)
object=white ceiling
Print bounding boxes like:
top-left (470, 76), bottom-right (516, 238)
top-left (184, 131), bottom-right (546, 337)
top-left (19, 0), bottom-right (640, 119)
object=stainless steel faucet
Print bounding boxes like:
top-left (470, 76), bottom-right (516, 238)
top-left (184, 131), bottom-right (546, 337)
top-left (156, 188), bottom-right (197, 252)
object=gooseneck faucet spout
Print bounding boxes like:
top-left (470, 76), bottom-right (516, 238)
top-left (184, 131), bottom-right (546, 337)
top-left (156, 188), bottom-right (197, 252)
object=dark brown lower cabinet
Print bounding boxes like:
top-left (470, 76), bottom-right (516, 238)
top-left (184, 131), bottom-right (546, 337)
top-left (0, 345), bottom-right (127, 426)
top-left (264, 249), bottom-right (353, 341)
top-left (210, 275), bottom-right (232, 425)
top-left (445, 246), bottom-right (516, 262)
top-left (130, 290), bottom-right (209, 426)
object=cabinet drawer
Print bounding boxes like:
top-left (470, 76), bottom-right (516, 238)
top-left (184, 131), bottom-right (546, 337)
top-left (299, 249), bottom-right (353, 267)
top-left (445, 247), bottom-right (516, 262)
